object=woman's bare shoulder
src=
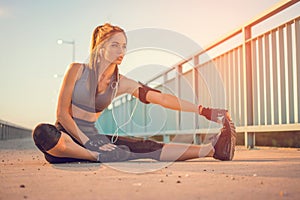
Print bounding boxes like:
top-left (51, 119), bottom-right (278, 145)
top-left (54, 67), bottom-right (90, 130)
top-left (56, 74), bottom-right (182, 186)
top-left (65, 63), bottom-right (85, 79)
top-left (68, 62), bottom-right (85, 73)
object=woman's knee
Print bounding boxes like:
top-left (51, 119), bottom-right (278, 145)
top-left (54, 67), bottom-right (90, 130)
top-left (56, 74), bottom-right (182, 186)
top-left (127, 139), bottom-right (164, 153)
top-left (142, 139), bottom-right (164, 152)
top-left (52, 133), bottom-right (74, 153)
top-left (32, 123), bottom-right (62, 152)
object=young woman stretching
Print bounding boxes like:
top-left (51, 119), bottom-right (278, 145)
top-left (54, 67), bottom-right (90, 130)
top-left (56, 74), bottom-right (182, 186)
top-left (33, 23), bottom-right (236, 163)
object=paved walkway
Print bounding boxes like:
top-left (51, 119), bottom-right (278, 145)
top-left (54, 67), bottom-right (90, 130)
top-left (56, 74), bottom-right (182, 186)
top-left (1, 138), bottom-right (300, 200)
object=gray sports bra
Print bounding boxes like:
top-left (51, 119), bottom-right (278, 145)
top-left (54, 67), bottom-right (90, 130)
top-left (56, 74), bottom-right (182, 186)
top-left (72, 65), bottom-right (118, 113)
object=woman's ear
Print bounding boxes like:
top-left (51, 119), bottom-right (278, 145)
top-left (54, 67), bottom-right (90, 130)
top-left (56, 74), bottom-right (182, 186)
top-left (100, 48), bottom-right (104, 57)
top-left (96, 47), bottom-right (104, 63)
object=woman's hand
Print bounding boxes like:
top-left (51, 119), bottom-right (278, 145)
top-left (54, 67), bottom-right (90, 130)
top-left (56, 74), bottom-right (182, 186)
top-left (84, 135), bottom-right (116, 152)
top-left (99, 143), bottom-right (117, 151)
top-left (198, 105), bottom-right (231, 124)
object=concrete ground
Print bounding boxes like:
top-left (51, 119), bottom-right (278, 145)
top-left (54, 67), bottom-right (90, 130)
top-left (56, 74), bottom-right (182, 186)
top-left (1, 138), bottom-right (300, 200)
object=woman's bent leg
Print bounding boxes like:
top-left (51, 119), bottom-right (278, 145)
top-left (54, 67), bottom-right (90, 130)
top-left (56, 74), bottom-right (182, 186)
top-left (33, 123), bottom-right (98, 163)
top-left (47, 132), bottom-right (98, 161)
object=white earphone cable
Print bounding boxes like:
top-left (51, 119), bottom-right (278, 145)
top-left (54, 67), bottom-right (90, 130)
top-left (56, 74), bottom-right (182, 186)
top-left (111, 96), bottom-right (139, 143)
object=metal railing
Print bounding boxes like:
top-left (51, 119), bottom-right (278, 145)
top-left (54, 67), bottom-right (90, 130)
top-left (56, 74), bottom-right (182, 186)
top-left (99, 0), bottom-right (300, 147)
top-left (0, 120), bottom-right (32, 140)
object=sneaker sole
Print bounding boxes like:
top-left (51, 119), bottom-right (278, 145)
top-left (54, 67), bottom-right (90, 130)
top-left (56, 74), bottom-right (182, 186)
top-left (213, 117), bottom-right (236, 161)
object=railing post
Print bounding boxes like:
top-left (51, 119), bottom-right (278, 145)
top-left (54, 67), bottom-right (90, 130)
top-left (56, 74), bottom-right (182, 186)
top-left (128, 95), bottom-right (133, 134)
top-left (176, 65), bottom-right (182, 131)
top-left (295, 17), bottom-right (300, 123)
top-left (243, 26), bottom-right (255, 148)
top-left (193, 55), bottom-right (200, 144)
top-left (163, 73), bottom-right (170, 143)
top-left (0, 124), bottom-right (3, 140)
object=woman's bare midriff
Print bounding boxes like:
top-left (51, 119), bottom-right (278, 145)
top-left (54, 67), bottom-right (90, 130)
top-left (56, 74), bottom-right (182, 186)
top-left (70, 104), bottom-right (101, 122)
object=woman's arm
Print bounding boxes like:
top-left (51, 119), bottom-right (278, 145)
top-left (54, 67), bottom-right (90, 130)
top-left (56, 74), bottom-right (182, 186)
top-left (145, 91), bottom-right (199, 113)
top-left (145, 88), bottom-right (231, 123)
top-left (56, 63), bottom-right (90, 145)
top-left (118, 75), bottom-right (230, 123)
top-left (118, 75), bottom-right (198, 113)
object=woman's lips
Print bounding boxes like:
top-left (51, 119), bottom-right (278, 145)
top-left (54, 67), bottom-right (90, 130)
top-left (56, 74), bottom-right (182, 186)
top-left (117, 56), bottom-right (123, 61)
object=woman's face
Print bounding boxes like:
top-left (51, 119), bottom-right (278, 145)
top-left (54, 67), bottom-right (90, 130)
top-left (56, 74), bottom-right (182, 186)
top-left (102, 32), bottom-right (127, 65)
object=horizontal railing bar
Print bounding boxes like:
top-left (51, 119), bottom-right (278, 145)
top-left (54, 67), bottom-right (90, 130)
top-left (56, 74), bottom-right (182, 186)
top-left (244, 0), bottom-right (299, 28)
top-left (236, 124), bottom-right (300, 133)
top-left (245, 15), bottom-right (300, 43)
top-left (105, 128), bottom-right (221, 137)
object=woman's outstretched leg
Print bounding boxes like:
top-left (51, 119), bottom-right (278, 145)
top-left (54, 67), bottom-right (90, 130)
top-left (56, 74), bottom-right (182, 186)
top-left (159, 143), bottom-right (214, 161)
top-left (160, 115), bottom-right (237, 161)
top-left (108, 135), bottom-right (214, 162)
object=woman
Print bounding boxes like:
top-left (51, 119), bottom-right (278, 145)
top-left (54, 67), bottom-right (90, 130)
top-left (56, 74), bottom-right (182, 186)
top-left (33, 23), bottom-right (236, 163)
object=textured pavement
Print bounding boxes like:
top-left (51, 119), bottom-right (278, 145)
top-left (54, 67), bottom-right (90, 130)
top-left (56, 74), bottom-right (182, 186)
top-left (1, 138), bottom-right (300, 200)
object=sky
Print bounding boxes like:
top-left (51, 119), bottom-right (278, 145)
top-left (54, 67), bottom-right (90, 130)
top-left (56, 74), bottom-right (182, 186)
top-left (0, 0), bottom-right (298, 129)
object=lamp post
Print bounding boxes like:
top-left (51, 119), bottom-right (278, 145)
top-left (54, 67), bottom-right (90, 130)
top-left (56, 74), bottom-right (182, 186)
top-left (57, 39), bottom-right (75, 62)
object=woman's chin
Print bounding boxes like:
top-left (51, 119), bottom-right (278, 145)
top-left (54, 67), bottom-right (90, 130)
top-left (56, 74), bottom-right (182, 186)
top-left (115, 60), bottom-right (123, 65)
top-left (107, 58), bottom-right (123, 65)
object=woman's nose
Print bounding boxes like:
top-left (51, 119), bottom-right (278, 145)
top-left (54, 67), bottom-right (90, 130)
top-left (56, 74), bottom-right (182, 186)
top-left (119, 47), bottom-right (126, 55)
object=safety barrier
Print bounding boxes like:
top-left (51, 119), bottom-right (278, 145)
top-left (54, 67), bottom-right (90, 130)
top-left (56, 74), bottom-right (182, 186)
top-left (99, 0), bottom-right (300, 147)
top-left (0, 120), bottom-right (32, 140)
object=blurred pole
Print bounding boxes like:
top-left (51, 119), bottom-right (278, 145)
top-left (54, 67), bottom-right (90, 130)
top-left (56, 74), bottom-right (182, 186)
top-left (57, 39), bottom-right (75, 62)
